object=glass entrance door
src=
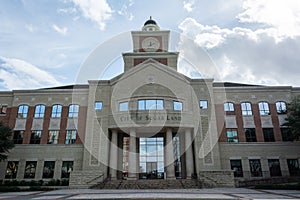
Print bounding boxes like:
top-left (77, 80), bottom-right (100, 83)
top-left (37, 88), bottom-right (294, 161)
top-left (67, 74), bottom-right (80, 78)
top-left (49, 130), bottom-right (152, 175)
top-left (139, 137), bottom-right (164, 179)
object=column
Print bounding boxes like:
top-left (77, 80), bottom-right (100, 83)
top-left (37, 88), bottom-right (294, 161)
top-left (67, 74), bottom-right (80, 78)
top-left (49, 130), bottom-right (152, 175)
top-left (165, 128), bottom-right (175, 179)
top-left (185, 128), bottom-right (194, 179)
top-left (109, 129), bottom-right (118, 180)
top-left (128, 128), bottom-right (137, 180)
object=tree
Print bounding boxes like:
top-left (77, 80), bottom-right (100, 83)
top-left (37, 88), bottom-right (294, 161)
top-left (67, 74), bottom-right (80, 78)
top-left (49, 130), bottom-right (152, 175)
top-left (283, 95), bottom-right (300, 141)
top-left (0, 122), bottom-right (15, 161)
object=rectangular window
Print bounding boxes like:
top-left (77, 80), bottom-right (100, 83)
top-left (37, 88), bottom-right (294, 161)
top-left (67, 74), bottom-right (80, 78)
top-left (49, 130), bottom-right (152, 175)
top-left (230, 160), bottom-right (243, 177)
top-left (268, 159), bottom-right (282, 177)
top-left (199, 100), bottom-right (208, 109)
top-left (259, 102), bottom-right (270, 115)
top-left (30, 130), bottom-right (42, 144)
top-left (17, 105), bottom-right (29, 118)
top-left (51, 104), bottom-right (62, 118)
top-left (61, 161), bottom-right (74, 178)
top-left (226, 129), bottom-right (238, 143)
top-left (138, 99), bottom-right (164, 110)
top-left (94, 101), bottom-right (103, 110)
top-left (13, 130), bottom-right (24, 144)
top-left (245, 128), bottom-right (257, 142)
top-left (173, 101), bottom-right (183, 111)
top-left (241, 102), bottom-right (252, 115)
top-left (48, 130), bottom-right (59, 144)
top-left (34, 104), bottom-right (45, 118)
top-left (287, 159), bottom-right (300, 176)
top-left (43, 161), bottom-right (55, 179)
top-left (24, 161), bottom-right (37, 179)
top-left (281, 128), bottom-right (293, 141)
top-left (263, 128), bottom-right (275, 142)
top-left (249, 159), bottom-right (263, 177)
top-left (68, 104), bottom-right (79, 118)
top-left (5, 161), bottom-right (19, 179)
top-left (119, 101), bottom-right (128, 111)
top-left (0, 105), bottom-right (7, 115)
top-left (65, 130), bottom-right (77, 144)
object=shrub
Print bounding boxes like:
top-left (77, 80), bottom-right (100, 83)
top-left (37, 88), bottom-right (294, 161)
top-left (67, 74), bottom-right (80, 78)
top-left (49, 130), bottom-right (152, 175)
top-left (0, 186), bottom-right (21, 192)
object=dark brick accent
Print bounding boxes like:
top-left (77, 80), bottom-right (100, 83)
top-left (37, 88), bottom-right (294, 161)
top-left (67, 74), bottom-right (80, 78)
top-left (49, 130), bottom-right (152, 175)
top-left (215, 104), bottom-right (226, 142)
top-left (59, 106), bottom-right (68, 144)
top-left (41, 106), bottom-right (51, 144)
top-left (269, 103), bottom-right (282, 141)
top-left (23, 106), bottom-right (34, 144)
top-left (134, 58), bottom-right (168, 66)
top-left (252, 104), bottom-right (264, 142)
top-left (235, 104), bottom-right (246, 142)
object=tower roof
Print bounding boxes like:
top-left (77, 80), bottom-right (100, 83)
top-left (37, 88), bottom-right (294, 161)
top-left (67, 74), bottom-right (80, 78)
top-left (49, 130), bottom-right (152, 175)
top-left (144, 16), bottom-right (157, 26)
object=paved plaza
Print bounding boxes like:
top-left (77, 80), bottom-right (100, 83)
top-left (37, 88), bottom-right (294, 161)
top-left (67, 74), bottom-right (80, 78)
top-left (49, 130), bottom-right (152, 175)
top-left (0, 188), bottom-right (300, 200)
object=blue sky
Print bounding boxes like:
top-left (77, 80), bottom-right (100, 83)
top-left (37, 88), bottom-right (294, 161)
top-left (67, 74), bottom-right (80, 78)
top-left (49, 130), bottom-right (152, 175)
top-left (0, 0), bottom-right (300, 90)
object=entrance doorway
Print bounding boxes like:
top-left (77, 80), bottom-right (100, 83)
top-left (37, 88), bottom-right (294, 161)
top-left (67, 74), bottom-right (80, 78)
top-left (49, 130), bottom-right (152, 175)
top-left (139, 137), bottom-right (164, 179)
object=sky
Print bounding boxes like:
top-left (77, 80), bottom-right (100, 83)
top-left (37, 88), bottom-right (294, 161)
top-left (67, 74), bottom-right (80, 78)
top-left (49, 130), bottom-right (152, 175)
top-left (0, 0), bottom-right (300, 90)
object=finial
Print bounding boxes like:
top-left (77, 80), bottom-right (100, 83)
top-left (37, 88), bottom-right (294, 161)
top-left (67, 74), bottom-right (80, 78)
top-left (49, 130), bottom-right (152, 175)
top-left (150, 16), bottom-right (152, 20)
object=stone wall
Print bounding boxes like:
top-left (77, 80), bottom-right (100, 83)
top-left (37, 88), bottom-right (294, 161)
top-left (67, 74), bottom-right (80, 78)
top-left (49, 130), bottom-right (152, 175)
top-left (198, 171), bottom-right (235, 188)
top-left (69, 170), bottom-right (104, 188)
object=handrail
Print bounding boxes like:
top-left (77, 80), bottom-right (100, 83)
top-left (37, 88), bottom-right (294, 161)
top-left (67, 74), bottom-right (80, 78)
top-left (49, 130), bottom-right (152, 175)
top-left (86, 173), bottom-right (104, 184)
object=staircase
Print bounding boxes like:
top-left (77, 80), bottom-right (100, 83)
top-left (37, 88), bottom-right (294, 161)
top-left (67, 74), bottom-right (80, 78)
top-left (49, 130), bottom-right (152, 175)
top-left (93, 179), bottom-right (202, 189)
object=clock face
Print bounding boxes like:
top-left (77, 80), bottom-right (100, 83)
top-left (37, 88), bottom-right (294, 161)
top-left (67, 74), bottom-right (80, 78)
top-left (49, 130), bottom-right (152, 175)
top-left (141, 37), bottom-right (160, 52)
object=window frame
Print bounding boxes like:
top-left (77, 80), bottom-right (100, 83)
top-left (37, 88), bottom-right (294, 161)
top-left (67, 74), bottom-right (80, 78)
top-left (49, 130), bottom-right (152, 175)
top-left (5, 161), bottom-right (19, 179)
top-left (0, 105), bottom-right (7, 115)
top-left (241, 102), bottom-right (252, 115)
top-left (43, 161), bottom-right (55, 179)
top-left (224, 102), bottom-right (235, 112)
top-left (119, 101), bottom-right (129, 111)
top-left (51, 104), bottom-right (62, 118)
top-left (13, 130), bottom-right (24, 144)
top-left (199, 100), bottom-right (208, 110)
top-left (30, 130), bottom-right (42, 144)
top-left (226, 128), bottom-right (238, 143)
top-left (34, 104), bottom-right (45, 118)
top-left (263, 128), bottom-right (275, 142)
top-left (48, 130), bottom-right (59, 144)
top-left (173, 101), bottom-right (183, 111)
top-left (249, 159), bottom-right (263, 177)
top-left (94, 101), bottom-right (103, 110)
top-left (268, 159), bottom-right (282, 177)
top-left (230, 159), bottom-right (243, 177)
top-left (65, 130), bottom-right (77, 144)
top-left (17, 104), bottom-right (29, 118)
top-left (24, 161), bottom-right (37, 179)
top-left (138, 99), bottom-right (164, 110)
top-left (276, 101), bottom-right (287, 114)
top-left (245, 128), bottom-right (257, 142)
top-left (68, 104), bottom-right (79, 118)
top-left (258, 101), bottom-right (270, 115)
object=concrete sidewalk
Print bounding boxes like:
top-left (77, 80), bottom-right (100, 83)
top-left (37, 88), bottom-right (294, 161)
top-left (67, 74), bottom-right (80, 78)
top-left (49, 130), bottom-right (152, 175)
top-left (0, 188), bottom-right (300, 199)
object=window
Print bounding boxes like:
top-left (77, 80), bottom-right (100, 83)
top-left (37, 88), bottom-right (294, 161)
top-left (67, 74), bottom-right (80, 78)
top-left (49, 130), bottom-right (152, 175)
top-left (51, 104), bottom-right (62, 118)
top-left (13, 130), bottom-right (24, 144)
top-left (138, 99), bottom-right (164, 110)
top-left (5, 161), bottom-right (19, 179)
top-left (94, 101), bottom-right (103, 110)
top-left (224, 102), bottom-right (234, 112)
top-left (17, 104), bottom-right (29, 118)
top-left (43, 161), bottom-right (55, 179)
top-left (258, 102), bottom-right (270, 115)
top-left (263, 128), bottom-right (275, 142)
top-left (68, 104), bottom-right (79, 118)
top-left (30, 130), bottom-right (42, 144)
top-left (61, 161), bottom-right (73, 178)
top-left (48, 130), bottom-right (59, 144)
top-left (65, 130), bottom-right (77, 144)
top-left (241, 102), bottom-right (252, 115)
top-left (1, 105), bottom-right (7, 115)
top-left (230, 160), bottom-right (243, 177)
top-left (199, 100), bottom-right (208, 109)
top-left (34, 104), bottom-right (45, 118)
top-left (245, 128), bottom-right (256, 142)
top-left (24, 161), bottom-right (37, 179)
top-left (268, 159), bottom-right (282, 177)
top-left (276, 101), bottom-right (287, 114)
top-left (173, 101), bottom-right (183, 111)
top-left (281, 128), bottom-right (293, 141)
top-left (226, 129), bottom-right (238, 143)
top-left (119, 102), bottom-right (128, 111)
top-left (249, 159), bottom-right (262, 177)
top-left (287, 159), bottom-right (300, 176)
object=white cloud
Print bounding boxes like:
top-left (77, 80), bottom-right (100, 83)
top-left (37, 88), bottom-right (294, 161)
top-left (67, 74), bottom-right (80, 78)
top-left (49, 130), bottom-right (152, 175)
top-left (237, 0), bottom-right (300, 39)
top-left (183, 0), bottom-right (194, 12)
top-left (117, 3), bottom-right (134, 21)
top-left (52, 24), bottom-right (68, 35)
top-left (25, 24), bottom-right (38, 33)
top-left (72, 0), bottom-right (113, 30)
top-left (0, 56), bottom-right (61, 90)
top-left (178, 17), bottom-right (300, 86)
top-left (57, 7), bottom-right (77, 14)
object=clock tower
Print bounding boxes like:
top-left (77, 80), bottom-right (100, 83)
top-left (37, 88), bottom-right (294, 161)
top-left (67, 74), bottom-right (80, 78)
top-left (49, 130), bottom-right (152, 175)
top-left (123, 17), bottom-right (179, 71)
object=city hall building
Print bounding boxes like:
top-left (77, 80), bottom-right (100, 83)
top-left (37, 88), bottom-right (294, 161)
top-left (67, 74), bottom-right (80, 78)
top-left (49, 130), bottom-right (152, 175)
top-left (0, 18), bottom-right (299, 188)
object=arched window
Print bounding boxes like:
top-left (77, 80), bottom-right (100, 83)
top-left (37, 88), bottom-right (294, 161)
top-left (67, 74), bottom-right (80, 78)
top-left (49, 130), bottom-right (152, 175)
top-left (17, 104), bottom-right (29, 118)
top-left (258, 101), bottom-right (270, 115)
top-left (276, 101), bottom-right (287, 114)
top-left (51, 104), bottom-right (62, 118)
top-left (68, 104), bottom-right (79, 118)
top-left (224, 102), bottom-right (234, 112)
top-left (241, 102), bottom-right (252, 115)
top-left (34, 104), bottom-right (45, 118)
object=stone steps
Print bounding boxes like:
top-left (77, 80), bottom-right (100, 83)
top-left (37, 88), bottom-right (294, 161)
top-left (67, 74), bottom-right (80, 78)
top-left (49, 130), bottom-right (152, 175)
top-left (94, 179), bottom-right (202, 189)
